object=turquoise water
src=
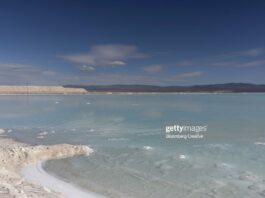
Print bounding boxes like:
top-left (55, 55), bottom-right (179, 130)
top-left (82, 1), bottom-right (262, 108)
top-left (1, 94), bottom-right (265, 197)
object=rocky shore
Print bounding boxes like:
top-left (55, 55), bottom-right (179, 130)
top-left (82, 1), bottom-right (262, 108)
top-left (0, 132), bottom-right (93, 198)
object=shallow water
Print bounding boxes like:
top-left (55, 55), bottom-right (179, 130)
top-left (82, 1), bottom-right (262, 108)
top-left (2, 94), bottom-right (265, 197)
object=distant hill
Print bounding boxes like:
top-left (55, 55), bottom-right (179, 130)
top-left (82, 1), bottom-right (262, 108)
top-left (64, 83), bottom-right (265, 93)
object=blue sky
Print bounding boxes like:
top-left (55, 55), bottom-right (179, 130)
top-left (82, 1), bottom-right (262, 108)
top-left (0, 0), bottom-right (265, 85)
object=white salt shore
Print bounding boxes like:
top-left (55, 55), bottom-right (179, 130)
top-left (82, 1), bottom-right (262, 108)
top-left (0, 136), bottom-right (104, 198)
top-left (21, 162), bottom-right (105, 198)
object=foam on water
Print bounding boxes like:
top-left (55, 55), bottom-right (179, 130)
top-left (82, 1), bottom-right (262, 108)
top-left (143, 146), bottom-right (153, 150)
top-left (179, 154), bottom-right (187, 160)
top-left (0, 128), bottom-right (5, 134)
top-left (255, 142), bottom-right (265, 146)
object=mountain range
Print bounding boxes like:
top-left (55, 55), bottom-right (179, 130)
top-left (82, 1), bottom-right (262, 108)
top-left (64, 83), bottom-right (265, 93)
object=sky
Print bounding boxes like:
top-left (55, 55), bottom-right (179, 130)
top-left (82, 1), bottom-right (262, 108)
top-left (0, 0), bottom-right (265, 86)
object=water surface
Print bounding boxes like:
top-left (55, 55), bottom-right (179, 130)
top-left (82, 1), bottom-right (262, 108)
top-left (2, 94), bottom-right (265, 198)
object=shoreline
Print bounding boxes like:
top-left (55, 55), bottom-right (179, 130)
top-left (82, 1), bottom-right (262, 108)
top-left (0, 134), bottom-right (101, 198)
top-left (1, 92), bottom-right (265, 96)
top-left (0, 86), bottom-right (88, 95)
top-left (21, 161), bottom-right (105, 198)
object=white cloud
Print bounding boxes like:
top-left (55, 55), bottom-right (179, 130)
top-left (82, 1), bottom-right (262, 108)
top-left (0, 63), bottom-right (59, 85)
top-left (80, 65), bottom-right (96, 72)
top-left (0, 63), bottom-right (34, 71)
top-left (238, 60), bottom-right (265, 67)
top-left (236, 48), bottom-right (264, 57)
top-left (75, 71), bottom-right (204, 85)
top-left (110, 61), bottom-right (126, 66)
top-left (210, 61), bottom-right (239, 67)
top-left (209, 60), bottom-right (265, 68)
top-left (175, 48), bottom-right (265, 68)
top-left (59, 44), bottom-right (147, 67)
top-left (0, 62), bottom-right (204, 85)
top-left (142, 65), bottom-right (162, 73)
